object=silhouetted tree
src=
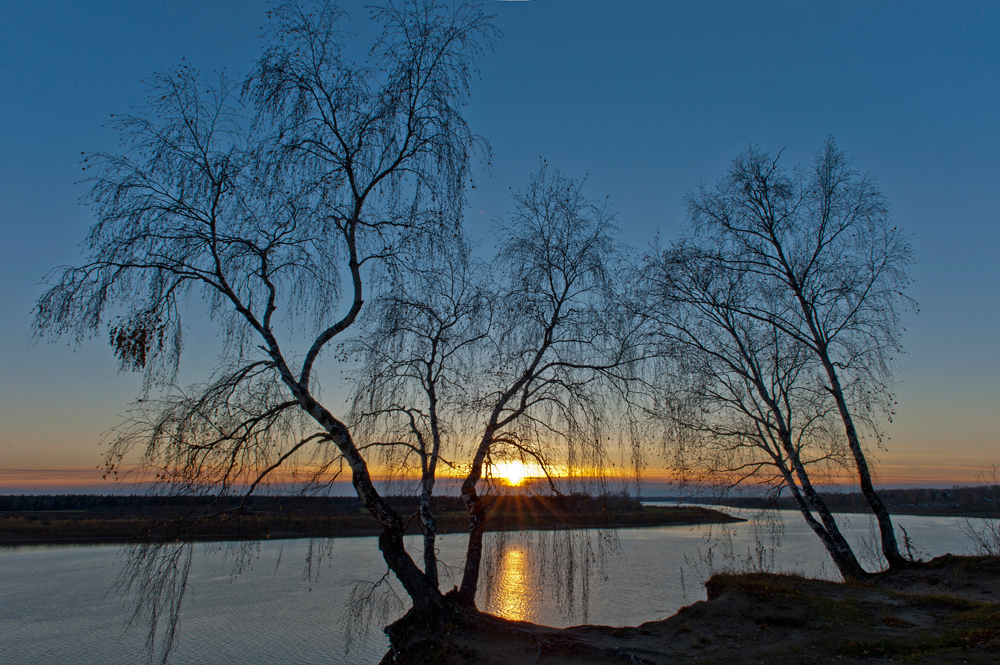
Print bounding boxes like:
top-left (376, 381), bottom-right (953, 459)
top-left (456, 164), bottom-right (644, 605)
top-left (683, 138), bottom-right (915, 569)
top-left (349, 165), bottom-right (644, 609)
top-left (644, 243), bottom-right (867, 578)
top-left (33, 1), bottom-right (498, 649)
top-left (961, 465), bottom-right (1000, 555)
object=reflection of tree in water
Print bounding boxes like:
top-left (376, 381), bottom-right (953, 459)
top-left (116, 537), bottom-right (356, 665)
top-left (481, 528), bottom-right (621, 624)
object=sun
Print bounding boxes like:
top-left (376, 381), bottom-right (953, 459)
top-left (490, 461), bottom-right (543, 487)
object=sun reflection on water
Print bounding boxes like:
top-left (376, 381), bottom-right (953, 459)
top-left (488, 546), bottom-right (538, 622)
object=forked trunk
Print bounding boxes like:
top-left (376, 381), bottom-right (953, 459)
top-left (289, 385), bottom-right (445, 616)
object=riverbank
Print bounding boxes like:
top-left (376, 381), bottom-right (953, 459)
top-left (650, 485), bottom-right (1000, 518)
top-left (384, 554), bottom-right (1000, 664)
top-left (0, 494), bottom-right (741, 546)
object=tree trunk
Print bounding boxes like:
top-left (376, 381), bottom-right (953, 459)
top-left (778, 434), bottom-right (867, 575)
top-left (772, 228), bottom-right (906, 570)
top-left (784, 276), bottom-right (906, 570)
top-left (418, 499), bottom-right (439, 590)
top-left (421, 382), bottom-right (442, 590)
top-left (290, 384), bottom-right (446, 615)
top-left (457, 486), bottom-right (487, 606)
top-left (457, 425), bottom-right (498, 606)
top-left (378, 528), bottom-right (445, 617)
top-left (752, 376), bottom-right (869, 578)
top-left (822, 360), bottom-right (906, 569)
top-left (775, 460), bottom-right (866, 579)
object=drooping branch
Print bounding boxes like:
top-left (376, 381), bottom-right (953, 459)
top-left (35, 0), bottom-right (499, 630)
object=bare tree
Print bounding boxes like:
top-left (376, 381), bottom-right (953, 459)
top-left (348, 165), bottom-right (644, 610)
top-left (456, 164), bottom-right (645, 605)
top-left (683, 138), bottom-right (915, 569)
top-left (33, 0), bottom-right (497, 638)
top-left (644, 243), bottom-right (867, 578)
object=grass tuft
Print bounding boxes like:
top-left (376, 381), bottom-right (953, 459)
top-left (705, 573), bottom-right (804, 600)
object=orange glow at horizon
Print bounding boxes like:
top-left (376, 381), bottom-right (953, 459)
top-left (489, 461), bottom-right (550, 487)
top-left (5, 457), bottom-right (1000, 493)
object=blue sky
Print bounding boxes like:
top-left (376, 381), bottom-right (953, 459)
top-left (1, 0), bottom-right (998, 490)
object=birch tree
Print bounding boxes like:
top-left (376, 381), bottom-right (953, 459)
top-left (456, 164), bottom-right (644, 605)
top-left (349, 165), bottom-right (644, 608)
top-left (683, 138), bottom-right (915, 569)
top-left (33, 0), bottom-right (497, 634)
top-left (349, 236), bottom-right (491, 591)
top-left (644, 243), bottom-right (867, 578)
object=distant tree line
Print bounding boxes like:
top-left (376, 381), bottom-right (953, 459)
top-left (782, 486), bottom-right (1000, 515)
top-left (9, 487), bottom-right (998, 518)
top-left (0, 492), bottom-right (642, 516)
top-left (0, 494), bottom-right (372, 514)
top-left (657, 486), bottom-right (1000, 516)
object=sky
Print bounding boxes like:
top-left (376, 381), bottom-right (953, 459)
top-left (1, 0), bottom-right (998, 492)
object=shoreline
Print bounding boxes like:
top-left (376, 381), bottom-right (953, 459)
top-left (385, 554), bottom-right (1000, 664)
top-left (0, 505), bottom-right (741, 548)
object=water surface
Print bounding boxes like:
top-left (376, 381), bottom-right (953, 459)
top-left (0, 511), bottom-right (989, 664)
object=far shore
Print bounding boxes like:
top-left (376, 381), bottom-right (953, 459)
top-left (0, 494), bottom-right (741, 547)
top-left (647, 484), bottom-right (1000, 519)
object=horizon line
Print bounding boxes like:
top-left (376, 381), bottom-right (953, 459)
top-left (0, 466), bottom-right (993, 495)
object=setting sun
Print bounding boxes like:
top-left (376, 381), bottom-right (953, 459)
top-left (490, 461), bottom-right (546, 486)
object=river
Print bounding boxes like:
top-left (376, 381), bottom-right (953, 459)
top-left (0, 510), bottom-right (991, 664)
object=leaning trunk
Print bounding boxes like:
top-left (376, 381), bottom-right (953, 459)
top-left (821, 359), bottom-right (906, 569)
top-left (378, 528), bottom-right (445, 617)
top-left (457, 426), bottom-right (498, 606)
top-left (775, 459), bottom-right (866, 579)
top-left (781, 241), bottom-right (906, 569)
top-left (753, 375), bottom-right (868, 578)
top-left (776, 432), bottom-right (867, 577)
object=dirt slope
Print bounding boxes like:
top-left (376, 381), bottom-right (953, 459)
top-left (384, 555), bottom-right (1000, 664)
